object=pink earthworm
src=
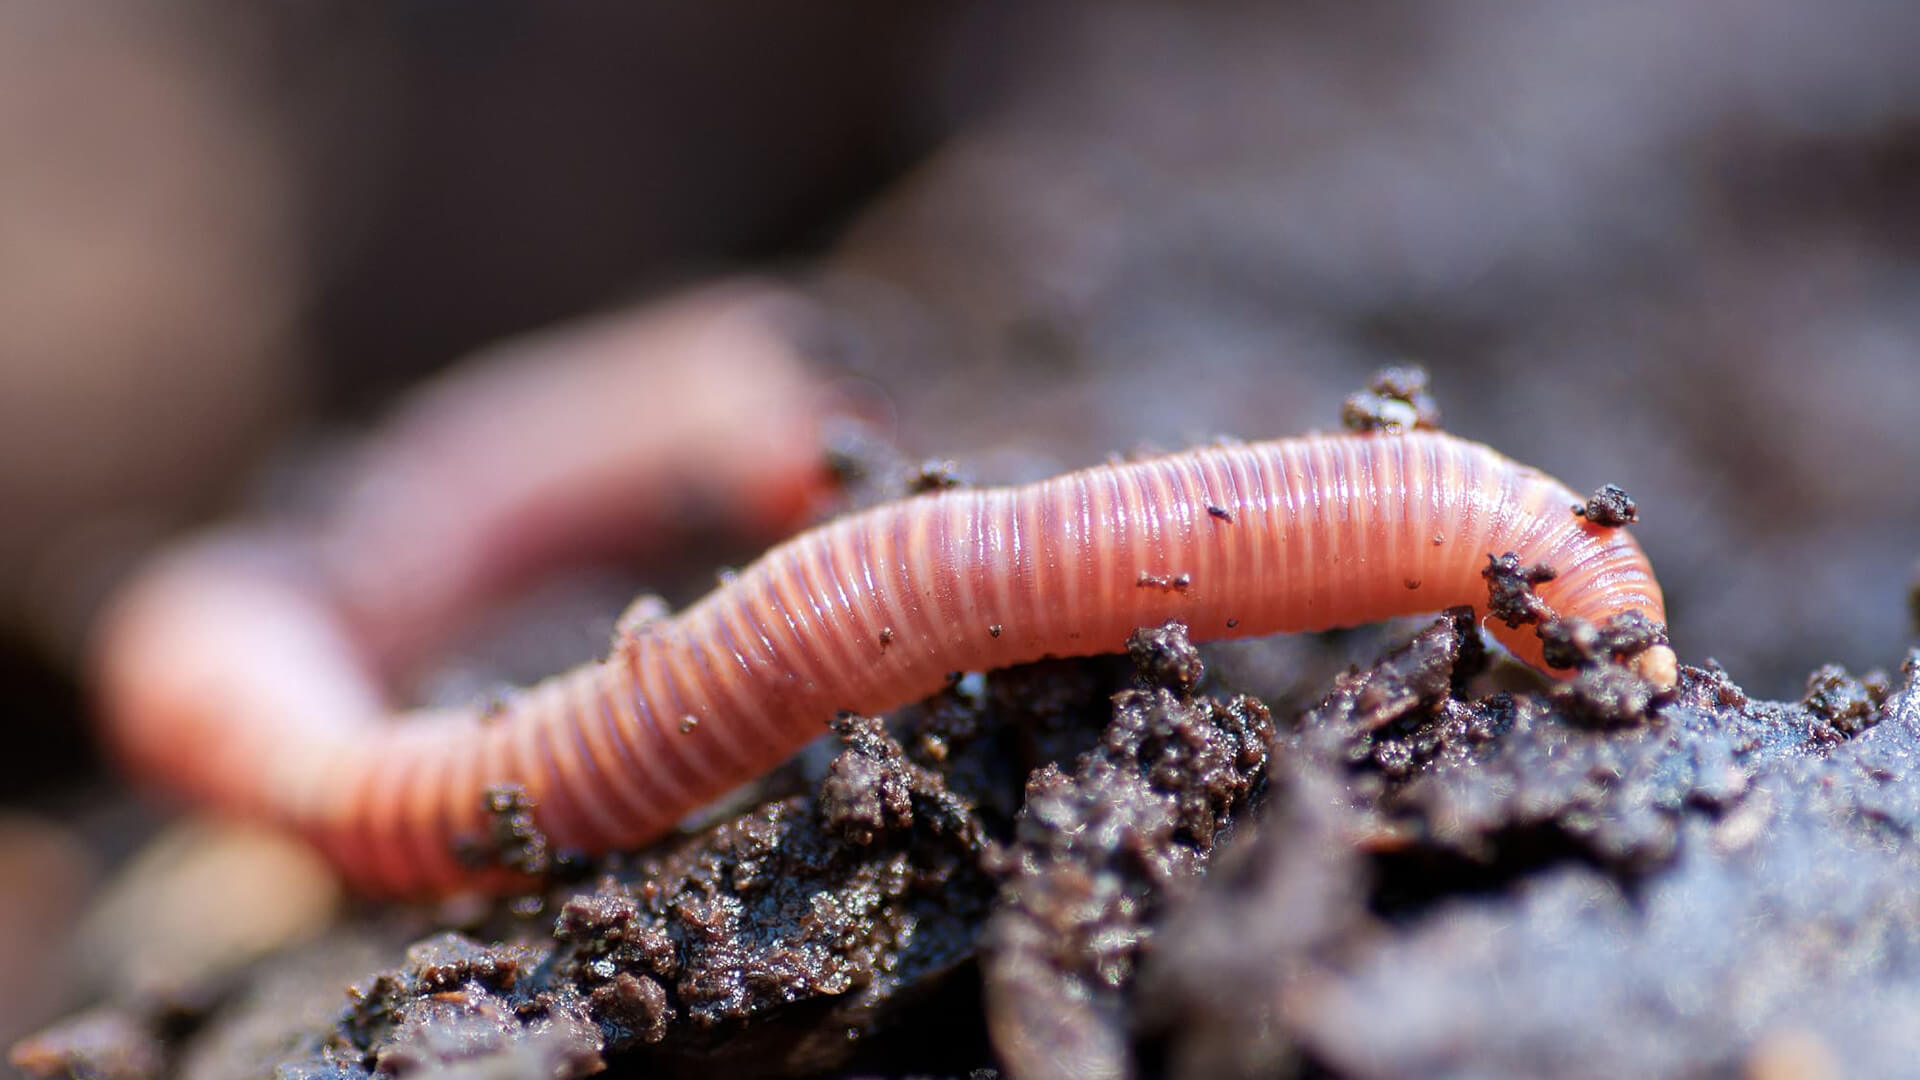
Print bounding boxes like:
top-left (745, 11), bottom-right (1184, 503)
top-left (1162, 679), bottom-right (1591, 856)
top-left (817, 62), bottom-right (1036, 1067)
top-left (94, 343), bottom-right (1673, 898)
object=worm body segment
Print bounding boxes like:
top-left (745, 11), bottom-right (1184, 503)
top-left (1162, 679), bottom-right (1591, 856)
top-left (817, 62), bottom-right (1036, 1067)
top-left (99, 429), bottom-right (1670, 897)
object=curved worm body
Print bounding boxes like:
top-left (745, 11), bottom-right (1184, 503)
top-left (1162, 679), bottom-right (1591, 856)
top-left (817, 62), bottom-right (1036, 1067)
top-left (99, 425), bottom-right (1670, 897)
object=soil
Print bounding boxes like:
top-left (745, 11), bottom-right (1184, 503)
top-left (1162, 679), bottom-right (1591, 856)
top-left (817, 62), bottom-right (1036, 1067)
top-left (19, 604), bottom-right (1920, 1079)
top-left (11, 4), bottom-right (1920, 1079)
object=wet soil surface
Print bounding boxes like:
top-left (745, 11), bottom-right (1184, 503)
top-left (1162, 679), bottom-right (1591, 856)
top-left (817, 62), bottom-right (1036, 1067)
top-left (18, 612), bottom-right (1920, 1079)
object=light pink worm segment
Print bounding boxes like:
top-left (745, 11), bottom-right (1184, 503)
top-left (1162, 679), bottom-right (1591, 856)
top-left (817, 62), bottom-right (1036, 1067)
top-left (99, 423), bottom-right (1670, 898)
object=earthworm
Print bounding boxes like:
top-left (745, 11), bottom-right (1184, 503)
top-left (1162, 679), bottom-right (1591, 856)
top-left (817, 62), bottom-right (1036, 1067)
top-left (95, 351), bottom-right (1673, 898)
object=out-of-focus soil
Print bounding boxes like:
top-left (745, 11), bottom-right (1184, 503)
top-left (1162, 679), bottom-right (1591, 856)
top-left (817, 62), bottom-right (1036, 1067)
top-left (10, 2), bottom-right (1920, 1078)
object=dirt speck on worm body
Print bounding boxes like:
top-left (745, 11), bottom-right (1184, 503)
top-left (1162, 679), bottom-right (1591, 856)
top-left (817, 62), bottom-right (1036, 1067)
top-left (453, 785), bottom-right (546, 879)
top-left (1482, 552), bottom-right (1559, 628)
top-left (1574, 484), bottom-right (1640, 526)
top-left (907, 459), bottom-right (966, 493)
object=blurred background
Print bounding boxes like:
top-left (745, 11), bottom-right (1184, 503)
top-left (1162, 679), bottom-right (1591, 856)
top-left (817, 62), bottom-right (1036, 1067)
top-left (4, 0), bottom-right (1920, 1054)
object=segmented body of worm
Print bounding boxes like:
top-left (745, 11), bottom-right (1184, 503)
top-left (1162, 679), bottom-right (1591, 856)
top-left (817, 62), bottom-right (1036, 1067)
top-left (97, 354), bottom-right (1672, 898)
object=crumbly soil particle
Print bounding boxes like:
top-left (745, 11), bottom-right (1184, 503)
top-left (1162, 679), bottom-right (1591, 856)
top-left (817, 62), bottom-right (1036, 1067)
top-left (906, 459), bottom-right (967, 494)
top-left (1481, 551), bottom-right (1559, 628)
top-left (1799, 662), bottom-right (1889, 741)
top-left (1530, 612), bottom-right (1674, 727)
top-left (1537, 611), bottom-right (1669, 671)
top-left (1340, 365), bottom-right (1443, 434)
top-left (456, 784), bottom-right (577, 879)
top-left (1572, 483), bottom-right (1640, 526)
top-left (1549, 662), bottom-right (1659, 728)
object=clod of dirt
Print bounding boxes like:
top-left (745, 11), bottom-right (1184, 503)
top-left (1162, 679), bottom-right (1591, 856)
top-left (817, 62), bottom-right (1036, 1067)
top-left (1572, 483), bottom-right (1640, 526)
top-left (1481, 552), bottom-right (1558, 628)
top-left (1290, 612), bottom-right (1502, 796)
top-left (1532, 612), bottom-right (1671, 726)
top-left (1340, 365), bottom-right (1442, 433)
top-left (1537, 611), bottom-right (1669, 672)
top-left (1549, 663), bottom-right (1658, 728)
top-left (454, 784), bottom-right (585, 883)
top-left (1536, 616), bottom-right (1603, 671)
top-left (906, 459), bottom-right (967, 493)
top-left (820, 712), bottom-right (982, 846)
top-left (327, 933), bottom-right (603, 1079)
top-left (1799, 662), bottom-right (1888, 741)
top-left (1124, 621), bottom-right (1205, 693)
top-left (1313, 608), bottom-right (1485, 746)
top-left (982, 622), bottom-right (1271, 1080)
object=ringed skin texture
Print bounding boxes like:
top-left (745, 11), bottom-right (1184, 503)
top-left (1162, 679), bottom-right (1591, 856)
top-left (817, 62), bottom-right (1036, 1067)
top-left (97, 378), bottom-right (1672, 897)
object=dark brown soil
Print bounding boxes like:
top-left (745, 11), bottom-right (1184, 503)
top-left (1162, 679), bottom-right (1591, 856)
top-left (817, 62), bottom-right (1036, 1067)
top-left (11, 4), bottom-right (1920, 1078)
top-left (20, 612), bottom-right (1920, 1079)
